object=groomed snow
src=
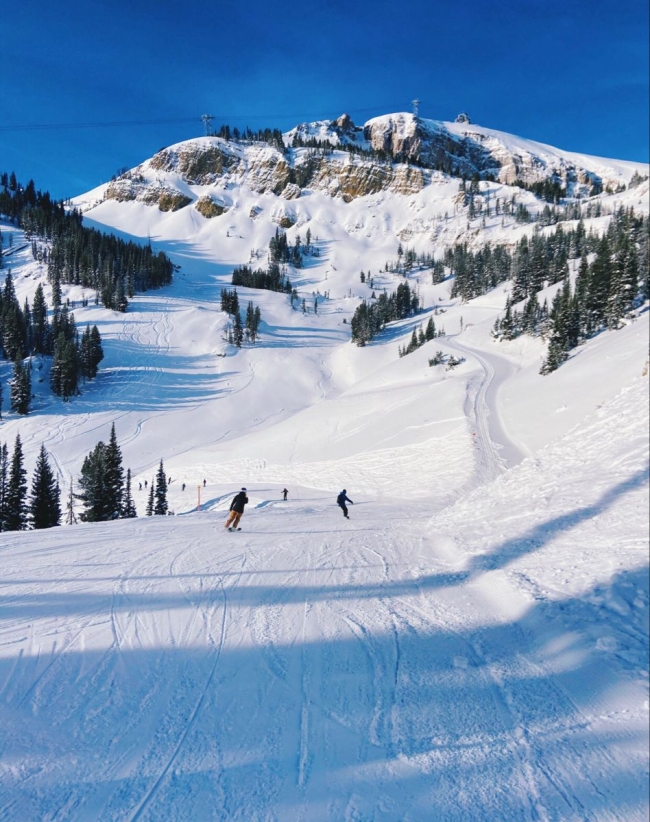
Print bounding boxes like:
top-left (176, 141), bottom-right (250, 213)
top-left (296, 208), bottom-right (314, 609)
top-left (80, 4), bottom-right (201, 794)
top-left (0, 139), bottom-right (648, 820)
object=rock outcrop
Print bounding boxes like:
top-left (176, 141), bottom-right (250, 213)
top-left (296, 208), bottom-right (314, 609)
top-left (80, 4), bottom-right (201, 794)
top-left (100, 112), bottom-right (633, 210)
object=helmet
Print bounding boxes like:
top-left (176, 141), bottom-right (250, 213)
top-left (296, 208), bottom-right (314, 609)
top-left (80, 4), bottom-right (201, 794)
top-left (342, 489), bottom-right (346, 493)
top-left (241, 487), bottom-right (247, 491)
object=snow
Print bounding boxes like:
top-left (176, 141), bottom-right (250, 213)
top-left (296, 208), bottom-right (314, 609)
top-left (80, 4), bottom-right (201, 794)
top-left (0, 126), bottom-right (649, 819)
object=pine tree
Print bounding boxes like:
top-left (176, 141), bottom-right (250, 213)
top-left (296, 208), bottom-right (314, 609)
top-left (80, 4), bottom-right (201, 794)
top-left (232, 310), bottom-right (243, 348)
top-left (5, 434), bottom-right (28, 531)
top-left (0, 442), bottom-right (8, 531)
top-left (104, 423), bottom-right (124, 519)
top-left (10, 356), bottom-right (31, 415)
top-left (540, 283), bottom-right (572, 374)
top-left (29, 444), bottom-right (61, 528)
top-left (51, 333), bottom-right (79, 400)
top-left (65, 482), bottom-right (78, 525)
top-left (122, 468), bottom-right (137, 518)
top-left (154, 460), bottom-right (168, 515)
top-left (76, 441), bottom-right (108, 522)
top-left (146, 481), bottom-right (154, 516)
top-left (31, 283), bottom-right (50, 354)
top-left (585, 235), bottom-right (611, 333)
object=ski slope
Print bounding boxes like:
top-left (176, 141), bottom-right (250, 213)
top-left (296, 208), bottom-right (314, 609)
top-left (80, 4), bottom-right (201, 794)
top-left (1, 370), bottom-right (648, 820)
top-left (1, 144), bottom-right (649, 819)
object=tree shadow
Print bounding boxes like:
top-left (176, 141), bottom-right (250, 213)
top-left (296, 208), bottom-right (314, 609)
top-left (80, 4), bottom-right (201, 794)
top-left (466, 465), bottom-right (649, 575)
top-left (0, 565), bottom-right (646, 821)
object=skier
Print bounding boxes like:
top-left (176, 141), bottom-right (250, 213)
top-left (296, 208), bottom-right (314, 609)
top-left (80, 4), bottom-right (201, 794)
top-left (282, 488), bottom-right (288, 501)
top-left (224, 488), bottom-right (248, 531)
top-left (182, 482), bottom-right (186, 491)
top-left (336, 489), bottom-right (353, 519)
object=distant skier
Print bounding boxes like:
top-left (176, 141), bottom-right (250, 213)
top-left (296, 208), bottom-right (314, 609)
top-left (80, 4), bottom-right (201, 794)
top-left (282, 488), bottom-right (288, 501)
top-left (225, 488), bottom-right (249, 531)
top-left (337, 489), bottom-right (353, 519)
top-left (182, 483), bottom-right (186, 491)
top-left (203, 479), bottom-right (206, 488)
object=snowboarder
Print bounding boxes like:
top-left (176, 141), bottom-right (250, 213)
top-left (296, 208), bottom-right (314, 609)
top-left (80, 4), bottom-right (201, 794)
top-left (224, 488), bottom-right (249, 531)
top-left (337, 489), bottom-right (353, 519)
top-left (282, 488), bottom-right (288, 501)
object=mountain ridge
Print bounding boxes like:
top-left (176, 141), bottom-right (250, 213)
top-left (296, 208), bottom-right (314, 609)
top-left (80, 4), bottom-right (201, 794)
top-left (78, 112), bottom-right (648, 214)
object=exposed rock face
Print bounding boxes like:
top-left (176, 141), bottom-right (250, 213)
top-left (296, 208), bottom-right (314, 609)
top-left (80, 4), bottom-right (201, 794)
top-left (105, 177), bottom-right (192, 211)
top-left (280, 183), bottom-right (302, 200)
top-left (195, 196), bottom-right (228, 218)
top-left (141, 187), bottom-right (191, 212)
top-left (150, 144), bottom-right (235, 183)
top-left (100, 114), bottom-right (631, 210)
top-left (363, 113), bottom-right (421, 158)
top-left (102, 136), bottom-right (428, 207)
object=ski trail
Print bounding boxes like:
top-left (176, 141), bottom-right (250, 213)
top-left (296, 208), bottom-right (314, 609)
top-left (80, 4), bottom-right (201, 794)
top-left (127, 578), bottom-right (228, 822)
top-left (447, 335), bottom-right (527, 474)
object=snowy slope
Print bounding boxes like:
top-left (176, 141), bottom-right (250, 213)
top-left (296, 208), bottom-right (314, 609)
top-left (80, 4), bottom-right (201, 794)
top-left (0, 115), bottom-right (648, 820)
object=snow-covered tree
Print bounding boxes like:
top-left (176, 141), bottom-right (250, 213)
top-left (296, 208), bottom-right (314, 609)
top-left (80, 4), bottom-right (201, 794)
top-left (154, 460), bottom-right (168, 515)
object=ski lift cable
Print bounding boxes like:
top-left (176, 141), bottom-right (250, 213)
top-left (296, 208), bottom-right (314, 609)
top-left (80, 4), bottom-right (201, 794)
top-left (0, 103), bottom-right (414, 133)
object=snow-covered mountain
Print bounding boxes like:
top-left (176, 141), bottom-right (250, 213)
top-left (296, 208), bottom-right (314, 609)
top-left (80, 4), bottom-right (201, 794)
top-left (79, 112), bottom-right (647, 214)
top-left (1, 113), bottom-right (648, 820)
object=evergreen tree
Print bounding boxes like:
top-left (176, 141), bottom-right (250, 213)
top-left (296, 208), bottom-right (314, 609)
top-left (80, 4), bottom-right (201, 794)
top-left (29, 444), bottom-right (61, 528)
top-left (584, 235), bottom-right (611, 333)
top-left (146, 480), bottom-right (154, 516)
top-left (104, 423), bottom-right (124, 519)
top-left (10, 356), bottom-right (31, 415)
top-left (76, 441), bottom-right (109, 522)
top-left (0, 442), bottom-right (8, 531)
top-left (65, 482), bottom-right (78, 525)
top-left (31, 283), bottom-right (50, 354)
top-left (2, 271), bottom-right (26, 361)
top-left (122, 468), bottom-right (137, 518)
top-left (154, 460), bottom-right (168, 515)
top-left (50, 332), bottom-right (78, 400)
top-left (5, 434), bottom-right (28, 531)
top-left (232, 310), bottom-right (243, 348)
top-left (78, 324), bottom-right (104, 380)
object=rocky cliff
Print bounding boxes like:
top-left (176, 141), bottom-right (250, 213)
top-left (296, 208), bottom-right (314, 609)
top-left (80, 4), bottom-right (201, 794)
top-left (100, 112), bottom-right (636, 212)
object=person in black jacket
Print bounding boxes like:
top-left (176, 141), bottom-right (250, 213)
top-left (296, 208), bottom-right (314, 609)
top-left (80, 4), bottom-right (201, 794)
top-left (224, 488), bottom-right (249, 530)
top-left (336, 489), bottom-right (353, 519)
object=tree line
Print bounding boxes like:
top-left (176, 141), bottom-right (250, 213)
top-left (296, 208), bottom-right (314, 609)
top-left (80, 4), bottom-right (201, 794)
top-left (351, 282), bottom-right (420, 346)
top-left (1, 172), bottom-right (175, 314)
top-left (445, 216), bottom-right (634, 304)
top-left (220, 288), bottom-right (262, 346)
top-left (0, 424), bottom-right (174, 532)
top-left (490, 207), bottom-right (649, 373)
top-left (1, 271), bottom-right (104, 413)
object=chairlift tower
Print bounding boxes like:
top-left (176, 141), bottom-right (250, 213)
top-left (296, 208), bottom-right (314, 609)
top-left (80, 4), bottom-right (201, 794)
top-left (201, 113), bottom-right (214, 136)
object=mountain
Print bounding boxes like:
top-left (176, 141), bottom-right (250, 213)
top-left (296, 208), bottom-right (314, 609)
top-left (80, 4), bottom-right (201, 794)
top-left (79, 111), bottom-right (646, 213)
top-left (0, 113), bottom-right (648, 820)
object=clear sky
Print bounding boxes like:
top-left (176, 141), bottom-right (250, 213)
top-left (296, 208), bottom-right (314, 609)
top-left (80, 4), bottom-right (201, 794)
top-left (2, 0), bottom-right (648, 200)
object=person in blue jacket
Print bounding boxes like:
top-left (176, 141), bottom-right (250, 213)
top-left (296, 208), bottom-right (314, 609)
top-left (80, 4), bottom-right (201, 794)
top-left (337, 489), bottom-right (353, 519)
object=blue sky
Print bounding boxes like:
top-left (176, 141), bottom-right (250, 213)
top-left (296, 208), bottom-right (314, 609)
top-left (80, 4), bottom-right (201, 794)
top-left (2, 0), bottom-right (648, 199)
